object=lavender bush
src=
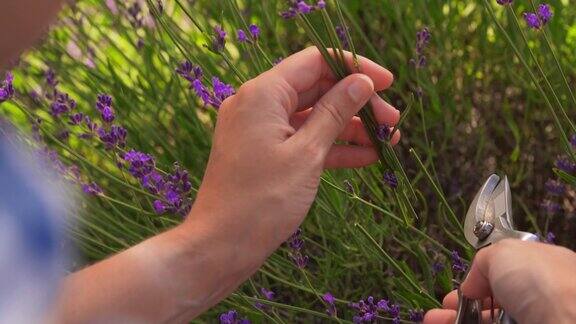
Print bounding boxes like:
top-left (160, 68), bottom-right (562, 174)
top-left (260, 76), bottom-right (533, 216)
top-left (1, 0), bottom-right (576, 322)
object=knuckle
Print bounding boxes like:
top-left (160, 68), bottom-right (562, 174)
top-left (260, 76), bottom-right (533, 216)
top-left (315, 100), bottom-right (346, 128)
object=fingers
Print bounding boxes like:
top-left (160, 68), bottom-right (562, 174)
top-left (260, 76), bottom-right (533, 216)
top-left (290, 95), bottom-right (400, 146)
top-left (460, 247), bottom-right (495, 299)
top-left (424, 309), bottom-right (498, 324)
top-left (324, 145), bottom-right (378, 169)
top-left (442, 290), bottom-right (501, 310)
top-left (293, 73), bottom-right (374, 149)
top-left (271, 46), bottom-right (394, 113)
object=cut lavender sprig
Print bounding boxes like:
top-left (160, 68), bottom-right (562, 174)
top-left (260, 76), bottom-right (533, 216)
top-left (0, 72), bottom-right (15, 103)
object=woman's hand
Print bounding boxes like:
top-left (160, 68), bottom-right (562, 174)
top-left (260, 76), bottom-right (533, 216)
top-left (187, 46), bottom-right (400, 259)
top-left (56, 47), bottom-right (400, 323)
top-left (425, 240), bottom-right (576, 324)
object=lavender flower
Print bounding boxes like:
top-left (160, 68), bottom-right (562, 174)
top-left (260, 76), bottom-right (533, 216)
top-left (153, 200), bottom-right (166, 214)
top-left (249, 24), bottom-right (260, 39)
top-left (555, 156), bottom-right (576, 173)
top-left (376, 124), bottom-right (391, 141)
top-left (211, 25), bottom-right (227, 52)
top-left (212, 77), bottom-right (235, 107)
top-left (82, 182), bottom-right (103, 196)
top-left (0, 72), bottom-right (15, 103)
top-left (123, 150), bottom-right (155, 178)
top-left (335, 25), bottom-right (350, 50)
top-left (97, 125), bottom-right (127, 149)
top-left (537, 4), bottom-right (553, 25)
top-left (451, 250), bottom-right (467, 273)
top-left (322, 292), bottom-right (337, 317)
top-left (50, 92), bottom-right (77, 117)
top-left (219, 310), bottom-right (251, 324)
top-left (280, 1), bottom-right (321, 19)
top-left (96, 94), bottom-right (115, 123)
top-left (540, 200), bottom-right (562, 215)
top-left (409, 309), bottom-right (424, 322)
top-left (287, 228), bottom-right (309, 268)
top-left (570, 134), bottom-right (576, 149)
top-left (544, 179), bottom-right (565, 196)
top-left (350, 297), bottom-right (399, 323)
top-left (237, 29), bottom-right (248, 43)
top-left (523, 12), bottom-right (542, 29)
top-left (127, 2), bottom-right (144, 28)
top-left (544, 232), bottom-right (556, 244)
top-left (383, 171), bottom-right (398, 189)
top-left (496, 0), bottom-right (513, 5)
top-left (45, 69), bottom-right (59, 89)
top-left (432, 261), bottom-right (445, 275)
top-left (261, 288), bottom-right (275, 300)
top-left (69, 113), bottom-right (84, 125)
top-left (412, 27), bottom-right (431, 68)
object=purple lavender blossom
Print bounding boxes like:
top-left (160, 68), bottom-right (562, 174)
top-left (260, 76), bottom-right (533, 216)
top-left (316, 0), bottom-right (326, 9)
top-left (432, 261), bottom-right (445, 275)
top-left (297, 1), bottom-right (313, 13)
top-left (249, 24), bottom-right (260, 39)
top-left (451, 250), bottom-right (467, 273)
top-left (237, 29), bottom-right (248, 43)
top-left (192, 79), bottom-right (214, 107)
top-left (127, 2), bottom-right (144, 28)
top-left (537, 4), bottom-right (553, 25)
top-left (211, 25), bottom-right (227, 52)
top-left (153, 200), bottom-right (167, 214)
top-left (82, 182), bottom-right (103, 196)
top-left (50, 92), bottom-right (77, 117)
top-left (287, 228), bottom-right (309, 268)
top-left (523, 12), bottom-right (542, 29)
top-left (383, 171), bottom-right (398, 189)
top-left (261, 288), bottom-right (275, 300)
top-left (212, 77), bottom-right (235, 107)
top-left (496, 0), bottom-right (513, 5)
top-left (96, 94), bottom-right (115, 123)
top-left (555, 156), bottom-right (576, 173)
top-left (322, 292), bottom-right (337, 317)
top-left (570, 134), bottom-right (576, 149)
top-left (409, 309), bottom-right (424, 322)
top-left (97, 125), bottom-right (127, 149)
top-left (376, 124), bottom-right (391, 141)
top-left (69, 113), bottom-right (84, 125)
top-left (0, 72), bottom-right (15, 103)
top-left (544, 179), bottom-right (565, 196)
top-left (412, 27), bottom-right (431, 68)
top-left (350, 296), bottom-right (399, 323)
top-left (280, 1), bottom-right (320, 19)
top-left (540, 200), bottom-right (562, 215)
top-left (335, 25), bottom-right (350, 50)
top-left (45, 69), bottom-right (59, 88)
top-left (544, 232), bottom-right (556, 244)
top-left (123, 150), bottom-right (155, 178)
top-left (219, 310), bottom-right (251, 324)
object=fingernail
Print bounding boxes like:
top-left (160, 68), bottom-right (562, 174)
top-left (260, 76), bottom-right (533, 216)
top-left (347, 75), bottom-right (373, 103)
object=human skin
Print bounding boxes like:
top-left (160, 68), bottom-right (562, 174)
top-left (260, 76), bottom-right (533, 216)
top-left (0, 0), bottom-right (63, 69)
top-left (53, 47), bottom-right (401, 322)
top-left (424, 239), bottom-right (576, 324)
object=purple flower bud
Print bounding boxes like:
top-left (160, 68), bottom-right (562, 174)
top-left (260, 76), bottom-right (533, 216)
top-left (237, 29), bottom-right (248, 43)
top-left (383, 171), bottom-right (398, 189)
top-left (570, 134), bottom-right (576, 149)
top-left (101, 106), bottom-right (115, 123)
top-left (523, 12), bottom-right (542, 29)
top-left (248, 24), bottom-right (260, 39)
top-left (0, 72), bottom-right (14, 103)
top-left (82, 182), bottom-right (103, 196)
top-left (376, 124), bottom-right (391, 141)
top-left (409, 309), bottom-right (424, 322)
top-left (212, 25), bottom-right (227, 52)
top-left (496, 0), bottom-right (513, 5)
top-left (335, 25), bottom-right (349, 50)
top-left (69, 113), bottom-right (84, 125)
top-left (153, 200), bottom-right (167, 214)
top-left (219, 310), bottom-right (251, 324)
top-left (451, 250), bottom-right (467, 273)
top-left (545, 179), bottom-right (565, 196)
top-left (297, 1), bottom-right (313, 13)
top-left (540, 200), bottom-right (562, 215)
top-left (555, 156), bottom-right (576, 174)
top-left (544, 232), bottom-right (556, 244)
top-left (260, 288), bottom-right (275, 301)
top-left (537, 3), bottom-right (553, 25)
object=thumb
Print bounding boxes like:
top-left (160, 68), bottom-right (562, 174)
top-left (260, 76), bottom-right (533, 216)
top-left (294, 73), bottom-right (374, 149)
top-left (460, 247), bottom-right (494, 299)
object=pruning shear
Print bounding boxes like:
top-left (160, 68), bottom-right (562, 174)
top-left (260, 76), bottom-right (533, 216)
top-left (455, 174), bottom-right (539, 324)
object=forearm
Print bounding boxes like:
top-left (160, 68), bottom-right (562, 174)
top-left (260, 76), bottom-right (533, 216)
top-left (55, 212), bottom-right (266, 323)
top-left (1, 0), bottom-right (63, 69)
